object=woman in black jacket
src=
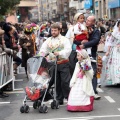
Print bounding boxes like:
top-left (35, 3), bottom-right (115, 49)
top-left (60, 21), bottom-right (68, 36)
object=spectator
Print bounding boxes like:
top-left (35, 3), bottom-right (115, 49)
top-left (0, 29), bottom-right (5, 53)
top-left (96, 21), bottom-right (106, 36)
top-left (0, 28), bottom-right (9, 98)
top-left (59, 21), bottom-right (68, 36)
top-left (45, 21), bottom-right (52, 37)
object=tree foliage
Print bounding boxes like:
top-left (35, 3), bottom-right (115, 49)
top-left (0, 0), bottom-right (21, 15)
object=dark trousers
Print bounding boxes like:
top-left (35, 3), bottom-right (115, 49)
top-left (56, 62), bottom-right (71, 101)
top-left (69, 50), bottom-right (78, 76)
top-left (91, 61), bottom-right (98, 94)
top-left (13, 56), bottom-right (22, 66)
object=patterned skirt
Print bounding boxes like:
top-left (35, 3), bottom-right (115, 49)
top-left (105, 46), bottom-right (120, 85)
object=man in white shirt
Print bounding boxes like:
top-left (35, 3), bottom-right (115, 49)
top-left (40, 23), bottom-right (72, 105)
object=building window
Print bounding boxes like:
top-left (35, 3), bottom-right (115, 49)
top-left (52, 9), bottom-right (56, 14)
top-left (95, 1), bottom-right (98, 7)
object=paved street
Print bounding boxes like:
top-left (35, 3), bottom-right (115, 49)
top-left (0, 0), bottom-right (119, 119)
top-left (1, 53), bottom-right (120, 120)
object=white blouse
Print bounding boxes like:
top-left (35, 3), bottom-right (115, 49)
top-left (39, 34), bottom-right (72, 59)
top-left (74, 22), bottom-right (87, 35)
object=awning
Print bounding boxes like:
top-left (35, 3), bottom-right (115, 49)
top-left (18, 1), bottom-right (37, 7)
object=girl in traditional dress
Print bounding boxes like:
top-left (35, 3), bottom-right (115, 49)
top-left (74, 13), bottom-right (88, 48)
top-left (104, 20), bottom-right (120, 85)
top-left (67, 49), bottom-right (95, 112)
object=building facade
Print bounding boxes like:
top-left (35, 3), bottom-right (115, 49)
top-left (18, 0), bottom-right (37, 22)
top-left (38, 0), bottom-right (69, 22)
top-left (56, 0), bottom-right (69, 21)
top-left (94, 0), bottom-right (108, 20)
top-left (69, 0), bottom-right (120, 21)
top-left (47, 0), bottom-right (58, 21)
top-left (108, 0), bottom-right (120, 19)
top-left (6, 0), bottom-right (37, 23)
top-left (94, 0), bottom-right (120, 20)
top-left (69, 0), bottom-right (93, 22)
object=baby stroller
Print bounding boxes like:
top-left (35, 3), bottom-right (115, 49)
top-left (20, 55), bottom-right (60, 113)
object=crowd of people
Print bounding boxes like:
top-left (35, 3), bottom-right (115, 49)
top-left (0, 13), bottom-right (120, 112)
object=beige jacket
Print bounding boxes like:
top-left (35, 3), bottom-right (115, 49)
top-left (70, 62), bottom-right (95, 96)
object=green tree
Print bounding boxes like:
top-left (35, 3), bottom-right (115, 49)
top-left (0, 0), bottom-right (21, 15)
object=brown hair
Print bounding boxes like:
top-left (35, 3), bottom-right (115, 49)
top-left (117, 20), bottom-right (120, 27)
top-left (51, 23), bottom-right (61, 30)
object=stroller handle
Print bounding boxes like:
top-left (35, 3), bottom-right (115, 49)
top-left (45, 52), bottom-right (59, 60)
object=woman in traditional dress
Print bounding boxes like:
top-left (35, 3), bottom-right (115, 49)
top-left (67, 49), bottom-right (94, 112)
top-left (19, 24), bottom-right (35, 76)
top-left (104, 32), bottom-right (112, 53)
top-left (104, 20), bottom-right (120, 85)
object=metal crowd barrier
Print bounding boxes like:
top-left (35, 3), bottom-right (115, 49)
top-left (0, 52), bottom-right (13, 89)
top-left (0, 52), bottom-right (23, 91)
top-left (17, 49), bottom-right (25, 74)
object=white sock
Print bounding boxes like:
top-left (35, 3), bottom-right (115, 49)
top-left (97, 78), bottom-right (101, 84)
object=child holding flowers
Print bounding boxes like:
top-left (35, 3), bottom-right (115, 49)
top-left (67, 49), bottom-right (95, 112)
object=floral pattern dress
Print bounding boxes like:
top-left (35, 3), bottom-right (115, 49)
top-left (105, 30), bottom-right (120, 85)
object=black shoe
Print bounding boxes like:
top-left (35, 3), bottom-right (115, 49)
top-left (58, 100), bottom-right (64, 105)
top-left (0, 94), bottom-right (6, 98)
top-left (0, 93), bottom-right (9, 98)
top-left (2, 93), bottom-right (9, 97)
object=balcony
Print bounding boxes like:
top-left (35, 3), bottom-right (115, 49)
top-left (48, 0), bottom-right (57, 4)
top-left (18, 0), bottom-right (37, 7)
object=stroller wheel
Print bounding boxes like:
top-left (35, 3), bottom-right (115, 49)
top-left (39, 106), bottom-right (43, 113)
top-left (33, 101), bottom-right (38, 109)
top-left (51, 101), bottom-right (55, 109)
top-left (20, 106), bottom-right (25, 113)
top-left (37, 100), bottom-right (41, 107)
top-left (24, 105), bottom-right (30, 113)
top-left (43, 105), bottom-right (48, 113)
top-left (51, 100), bottom-right (60, 109)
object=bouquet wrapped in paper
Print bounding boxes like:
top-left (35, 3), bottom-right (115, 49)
top-left (79, 60), bottom-right (91, 71)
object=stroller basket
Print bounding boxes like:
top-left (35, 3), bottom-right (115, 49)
top-left (25, 87), bottom-right (40, 101)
